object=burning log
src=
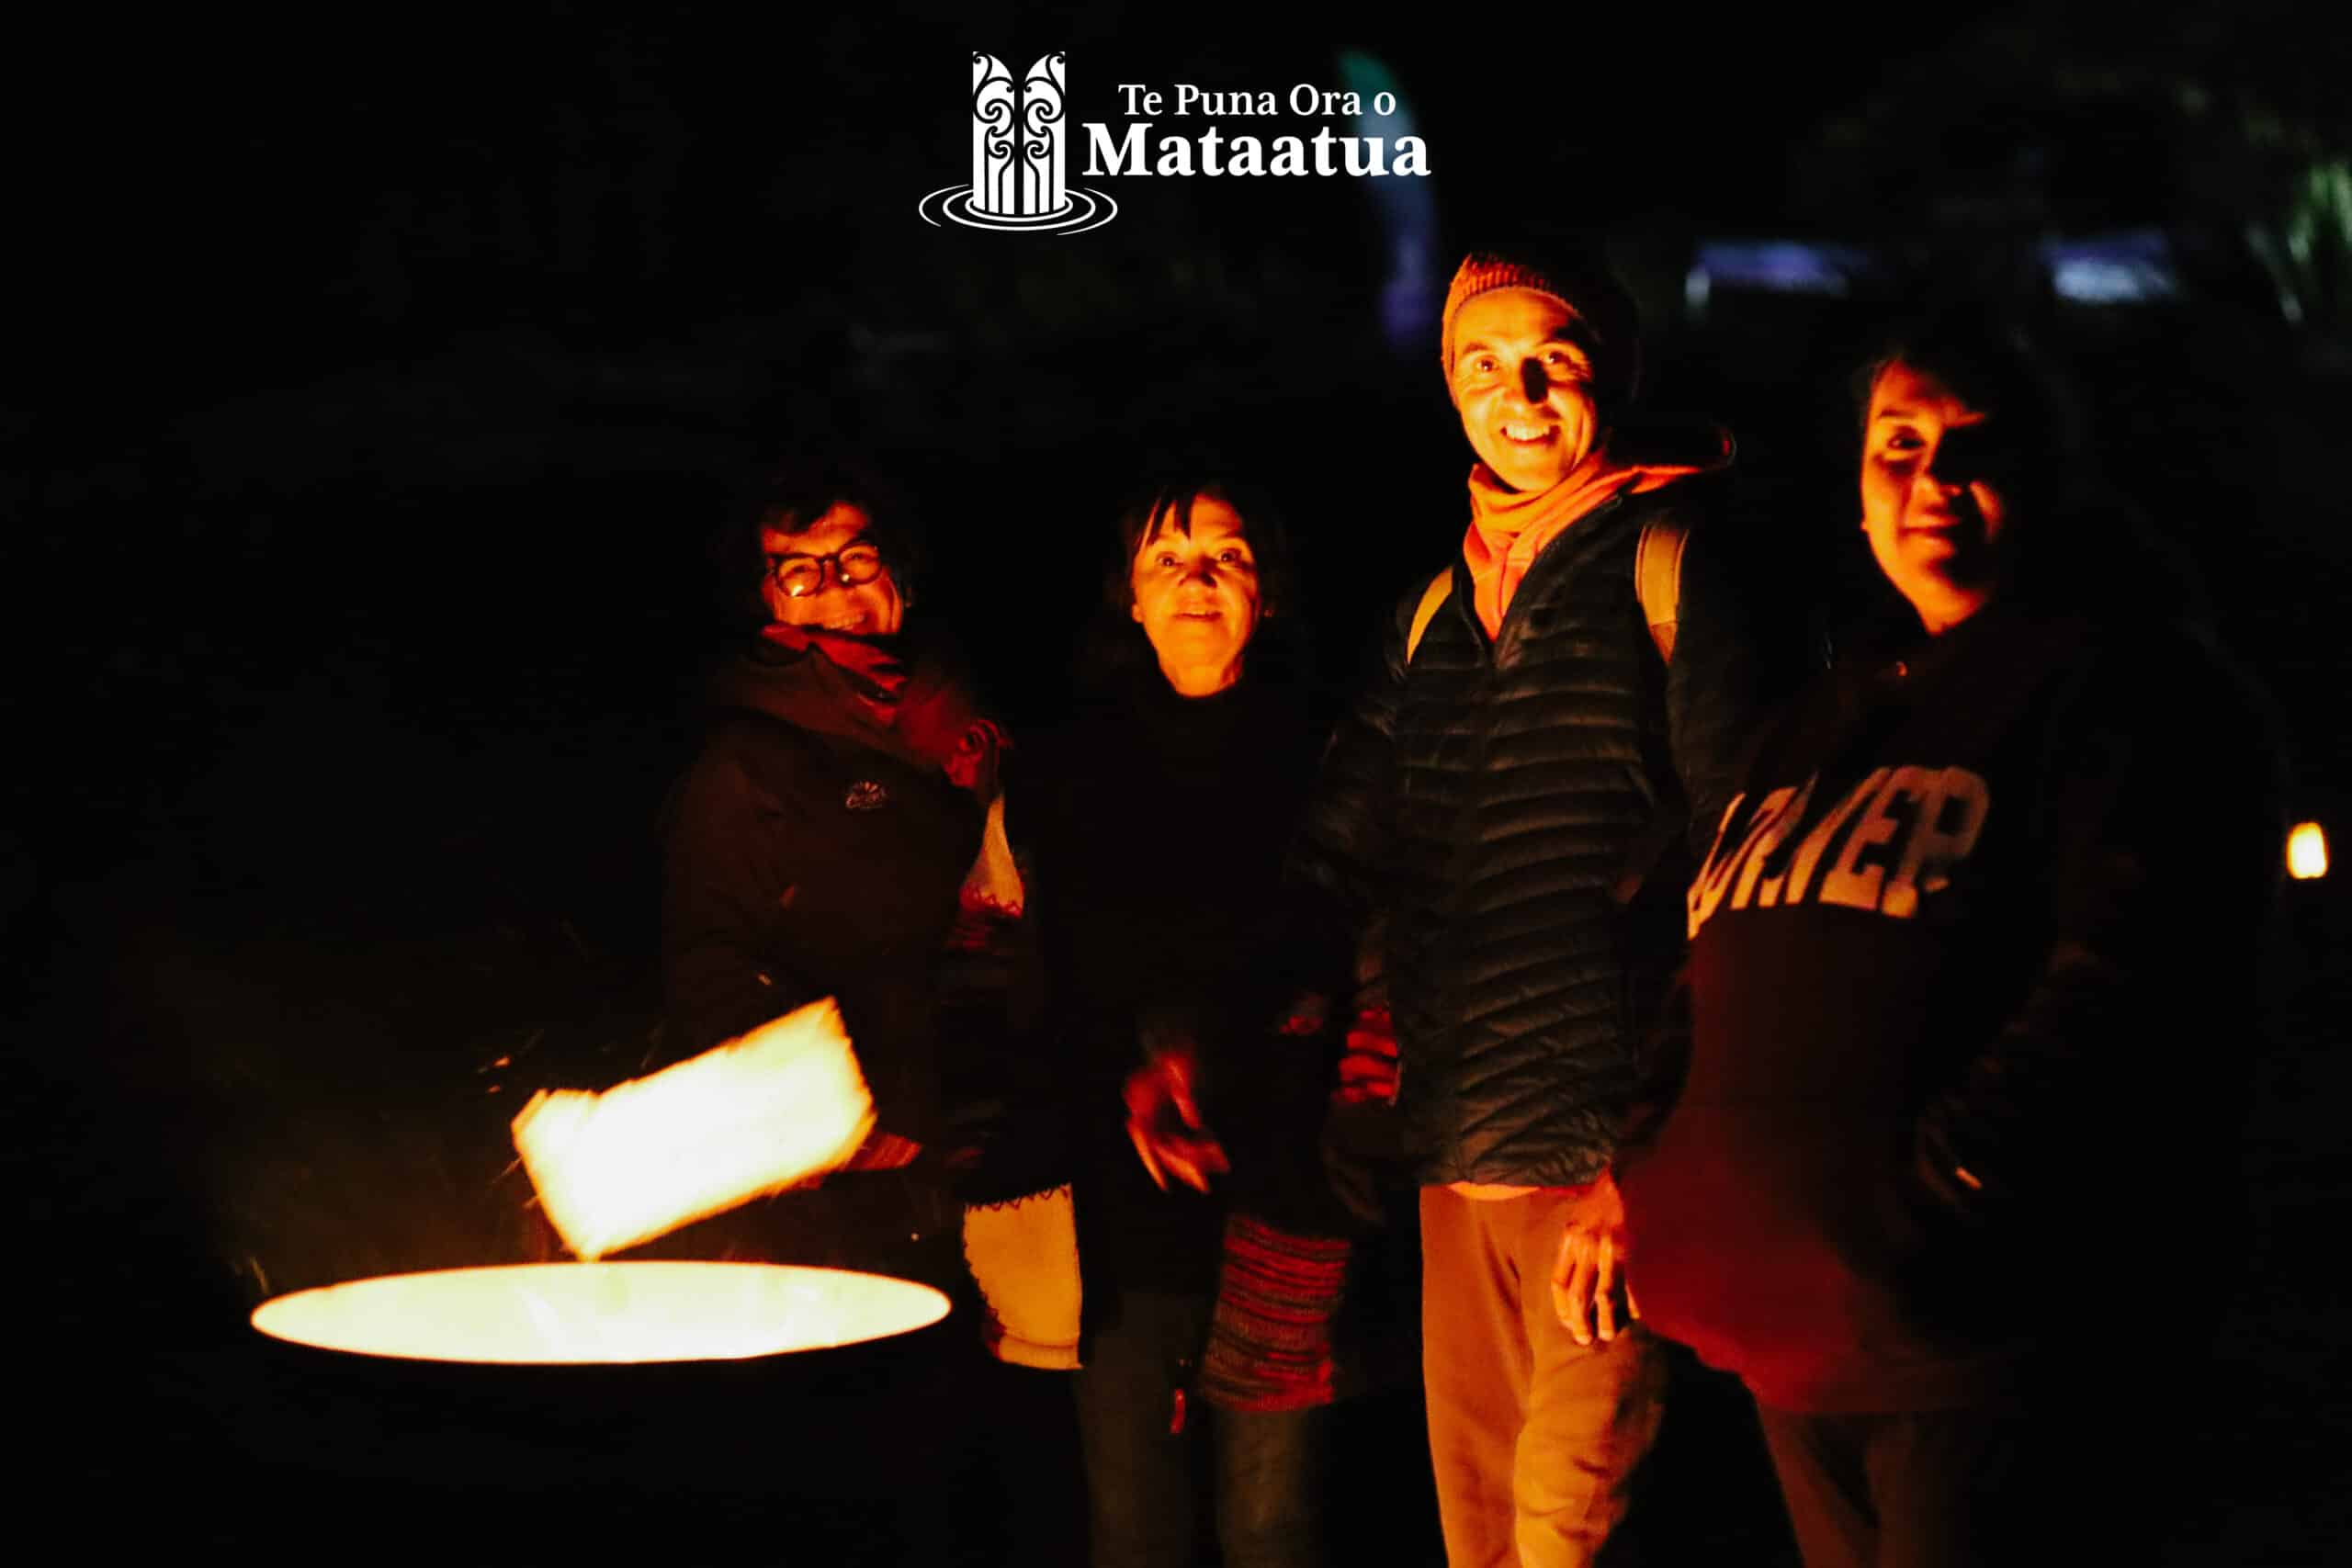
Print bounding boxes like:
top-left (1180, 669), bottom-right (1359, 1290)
top-left (511, 998), bottom-right (876, 1261)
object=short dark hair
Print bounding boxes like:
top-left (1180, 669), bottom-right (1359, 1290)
top-left (718, 451), bottom-right (922, 626)
top-left (1852, 311), bottom-right (2088, 474)
top-left (1852, 314), bottom-right (2202, 621)
top-left (1076, 470), bottom-right (1307, 695)
top-left (1107, 473), bottom-right (1295, 621)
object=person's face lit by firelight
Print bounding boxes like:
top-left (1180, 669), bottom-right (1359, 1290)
top-left (1860, 361), bottom-right (2016, 635)
top-left (1450, 288), bottom-right (1602, 493)
top-left (1129, 492), bottom-right (1263, 697)
top-left (759, 502), bottom-right (904, 637)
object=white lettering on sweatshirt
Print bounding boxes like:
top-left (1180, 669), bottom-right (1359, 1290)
top-left (1689, 766), bottom-right (1992, 937)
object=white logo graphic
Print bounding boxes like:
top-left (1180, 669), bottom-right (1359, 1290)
top-left (919, 52), bottom-right (1117, 234)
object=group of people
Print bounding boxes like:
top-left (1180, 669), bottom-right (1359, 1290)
top-left (657, 239), bottom-right (2283, 1568)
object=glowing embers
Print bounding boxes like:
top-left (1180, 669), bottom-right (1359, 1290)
top-left (512, 998), bottom-right (875, 1261)
top-left (251, 1262), bottom-right (948, 1364)
top-left (2289, 820), bottom-right (2329, 880)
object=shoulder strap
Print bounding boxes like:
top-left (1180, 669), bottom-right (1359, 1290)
top-left (1634, 517), bottom-right (1687, 663)
top-left (1611, 516), bottom-right (1694, 906)
top-left (1408, 517), bottom-right (1683, 667)
top-left (1404, 569), bottom-right (1453, 664)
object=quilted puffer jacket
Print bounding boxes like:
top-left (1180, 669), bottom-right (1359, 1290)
top-left (1286, 483), bottom-right (1764, 1186)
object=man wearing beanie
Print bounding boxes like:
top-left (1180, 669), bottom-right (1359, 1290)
top-left (1286, 243), bottom-right (1767, 1565)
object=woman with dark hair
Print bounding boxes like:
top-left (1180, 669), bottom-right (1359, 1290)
top-left (660, 455), bottom-right (1007, 1287)
top-left (976, 475), bottom-right (1345, 1568)
top-left (1614, 318), bottom-right (2283, 1565)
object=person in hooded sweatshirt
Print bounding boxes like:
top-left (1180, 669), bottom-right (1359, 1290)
top-left (1615, 315), bottom-right (2285, 1566)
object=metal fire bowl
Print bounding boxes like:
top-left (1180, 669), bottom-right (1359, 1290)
top-left (234, 1263), bottom-right (967, 1544)
top-left (251, 1260), bottom-right (950, 1364)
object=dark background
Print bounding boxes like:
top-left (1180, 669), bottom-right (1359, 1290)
top-left (13, 1), bottom-right (2351, 1559)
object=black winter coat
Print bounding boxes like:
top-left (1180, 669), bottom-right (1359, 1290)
top-left (661, 641), bottom-right (986, 1146)
top-left (1287, 485), bottom-right (1765, 1187)
top-left (1012, 670), bottom-right (1331, 1300)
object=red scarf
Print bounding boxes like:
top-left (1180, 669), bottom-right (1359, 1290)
top-left (754, 624), bottom-right (1005, 795)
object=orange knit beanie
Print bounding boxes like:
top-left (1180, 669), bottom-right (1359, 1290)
top-left (1440, 244), bottom-right (1643, 411)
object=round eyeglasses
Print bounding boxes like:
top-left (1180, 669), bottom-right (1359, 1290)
top-left (765, 543), bottom-right (886, 599)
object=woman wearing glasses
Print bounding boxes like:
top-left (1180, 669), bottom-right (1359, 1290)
top-left (659, 455), bottom-right (1009, 1285)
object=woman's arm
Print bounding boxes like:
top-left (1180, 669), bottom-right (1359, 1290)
top-left (1912, 631), bottom-right (2284, 1224)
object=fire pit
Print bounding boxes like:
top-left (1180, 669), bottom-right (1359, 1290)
top-left (250, 1261), bottom-right (948, 1364)
top-left (233, 1260), bottom-right (969, 1555)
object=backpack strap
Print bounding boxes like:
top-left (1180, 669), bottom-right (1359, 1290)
top-left (1404, 568), bottom-right (1454, 664)
top-left (1408, 518), bottom-right (1685, 667)
top-left (1397, 521), bottom-right (1690, 902)
top-left (1618, 515), bottom-right (1694, 904)
top-left (1634, 516), bottom-right (1687, 664)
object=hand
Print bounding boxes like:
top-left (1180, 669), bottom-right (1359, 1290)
top-left (1549, 1168), bottom-right (1641, 1346)
top-left (1123, 1048), bottom-right (1228, 1193)
top-left (1332, 1006), bottom-right (1400, 1106)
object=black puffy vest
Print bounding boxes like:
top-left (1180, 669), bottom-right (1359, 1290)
top-left (1299, 491), bottom-right (1690, 1186)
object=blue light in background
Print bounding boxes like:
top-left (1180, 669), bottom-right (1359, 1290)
top-left (1685, 241), bottom-right (1876, 316)
top-left (1340, 51), bottom-right (1440, 356)
top-left (2041, 230), bottom-right (2181, 305)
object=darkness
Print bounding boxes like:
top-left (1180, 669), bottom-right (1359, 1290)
top-left (14, 1), bottom-right (2352, 1559)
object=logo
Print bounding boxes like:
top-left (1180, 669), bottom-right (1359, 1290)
top-left (844, 781), bottom-right (891, 812)
top-left (918, 52), bottom-right (1119, 235)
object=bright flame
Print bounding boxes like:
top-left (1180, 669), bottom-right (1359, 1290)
top-left (2289, 821), bottom-right (2329, 880)
top-left (251, 1262), bottom-right (947, 1364)
top-left (513, 998), bottom-right (876, 1260)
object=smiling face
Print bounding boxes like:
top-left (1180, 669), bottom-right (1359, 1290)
top-left (1128, 492), bottom-right (1263, 697)
top-left (1449, 287), bottom-right (1603, 493)
top-left (758, 501), bottom-right (903, 637)
top-left (1860, 361), bottom-right (2018, 635)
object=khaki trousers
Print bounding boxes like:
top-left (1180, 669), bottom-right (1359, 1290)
top-left (1420, 1186), bottom-right (1666, 1568)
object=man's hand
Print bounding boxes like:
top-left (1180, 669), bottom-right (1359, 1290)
top-left (1332, 1007), bottom-right (1400, 1106)
top-left (1550, 1168), bottom-right (1640, 1346)
top-left (1123, 1048), bottom-right (1228, 1193)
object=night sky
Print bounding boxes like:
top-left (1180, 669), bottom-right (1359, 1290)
top-left (16, 1), bottom-right (2352, 1557)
